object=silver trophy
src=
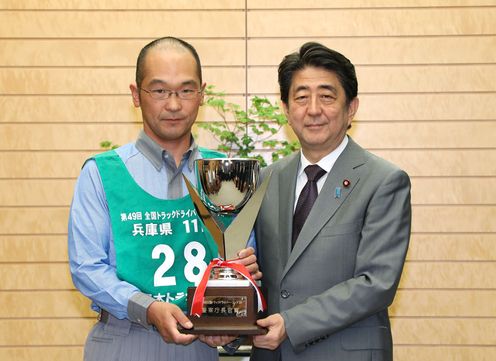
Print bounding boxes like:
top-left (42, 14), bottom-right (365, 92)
top-left (182, 158), bottom-right (270, 335)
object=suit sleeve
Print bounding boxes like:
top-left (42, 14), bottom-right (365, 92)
top-left (281, 168), bottom-right (411, 352)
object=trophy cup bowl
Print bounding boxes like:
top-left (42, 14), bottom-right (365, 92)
top-left (181, 158), bottom-right (270, 335)
top-left (197, 158), bottom-right (259, 215)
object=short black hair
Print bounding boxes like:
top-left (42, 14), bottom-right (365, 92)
top-left (278, 42), bottom-right (358, 105)
top-left (135, 37), bottom-right (202, 88)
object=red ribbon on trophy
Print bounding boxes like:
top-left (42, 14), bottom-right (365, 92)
top-left (191, 258), bottom-right (267, 317)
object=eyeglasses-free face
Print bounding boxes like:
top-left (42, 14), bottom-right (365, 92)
top-left (283, 66), bottom-right (358, 163)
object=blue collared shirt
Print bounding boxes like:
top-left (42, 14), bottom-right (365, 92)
top-left (68, 131), bottom-right (204, 319)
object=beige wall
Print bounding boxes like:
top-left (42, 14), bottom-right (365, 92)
top-left (1, 1), bottom-right (495, 360)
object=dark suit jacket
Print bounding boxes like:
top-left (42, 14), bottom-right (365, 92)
top-left (251, 138), bottom-right (411, 361)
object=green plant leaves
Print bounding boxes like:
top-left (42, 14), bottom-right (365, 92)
top-left (200, 85), bottom-right (300, 167)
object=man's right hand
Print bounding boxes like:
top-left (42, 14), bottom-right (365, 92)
top-left (146, 301), bottom-right (198, 345)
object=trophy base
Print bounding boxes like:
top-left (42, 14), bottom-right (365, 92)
top-left (179, 323), bottom-right (267, 335)
top-left (180, 284), bottom-right (266, 336)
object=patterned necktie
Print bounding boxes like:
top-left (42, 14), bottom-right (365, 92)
top-left (292, 164), bottom-right (327, 248)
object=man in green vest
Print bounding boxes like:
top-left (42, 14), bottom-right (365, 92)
top-left (68, 37), bottom-right (260, 361)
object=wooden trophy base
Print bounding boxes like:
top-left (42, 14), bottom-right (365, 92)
top-left (179, 281), bottom-right (266, 335)
top-left (180, 323), bottom-right (266, 336)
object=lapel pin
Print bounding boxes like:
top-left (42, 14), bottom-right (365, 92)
top-left (343, 179), bottom-right (351, 188)
top-left (334, 187), bottom-right (342, 199)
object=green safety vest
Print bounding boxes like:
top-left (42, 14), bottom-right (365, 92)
top-left (94, 147), bottom-right (224, 311)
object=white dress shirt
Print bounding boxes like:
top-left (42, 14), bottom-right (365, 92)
top-left (294, 135), bottom-right (349, 211)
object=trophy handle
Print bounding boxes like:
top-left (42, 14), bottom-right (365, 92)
top-left (224, 171), bottom-right (272, 260)
top-left (183, 175), bottom-right (226, 258)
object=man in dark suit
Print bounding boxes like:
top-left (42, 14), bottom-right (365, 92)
top-left (251, 42), bottom-right (411, 361)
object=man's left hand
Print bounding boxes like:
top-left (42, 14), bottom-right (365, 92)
top-left (253, 313), bottom-right (287, 350)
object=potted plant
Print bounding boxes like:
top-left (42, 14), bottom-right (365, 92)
top-left (200, 85), bottom-right (299, 167)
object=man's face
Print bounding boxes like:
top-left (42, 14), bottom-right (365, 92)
top-left (130, 48), bottom-right (204, 148)
top-left (283, 66), bottom-right (358, 161)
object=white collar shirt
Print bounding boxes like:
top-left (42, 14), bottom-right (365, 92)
top-left (294, 135), bottom-right (349, 211)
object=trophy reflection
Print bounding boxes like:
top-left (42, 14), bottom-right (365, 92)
top-left (182, 158), bottom-right (270, 335)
